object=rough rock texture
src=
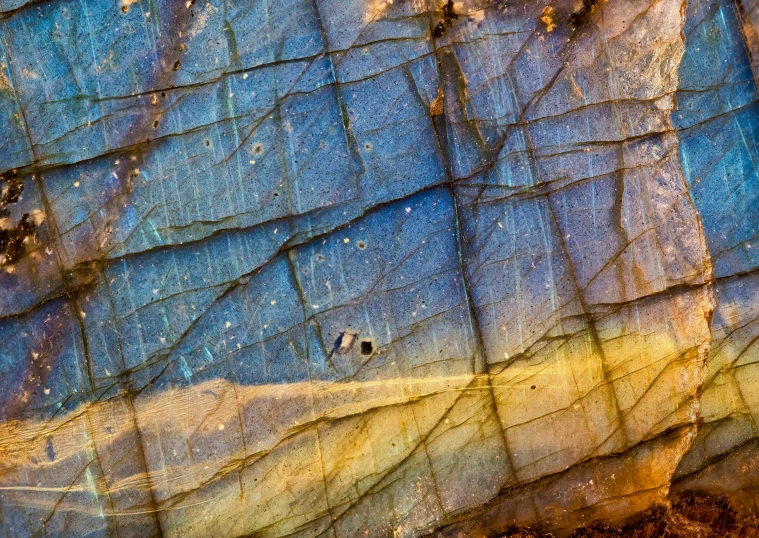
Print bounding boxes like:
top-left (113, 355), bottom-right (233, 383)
top-left (500, 493), bottom-right (759, 537)
top-left (0, 0), bottom-right (757, 536)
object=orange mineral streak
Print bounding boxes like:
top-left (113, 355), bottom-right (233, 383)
top-left (0, 300), bottom-right (710, 534)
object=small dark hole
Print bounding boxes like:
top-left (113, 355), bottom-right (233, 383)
top-left (204, 139), bottom-right (210, 147)
top-left (530, 385), bottom-right (536, 390)
top-left (153, 120), bottom-right (159, 128)
top-left (161, 91), bottom-right (166, 98)
top-left (173, 60), bottom-right (181, 71)
top-left (360, 341), bottom-right (373, 356)
top-left (570, 0), bottom-right (597, 26)
top-left (121, 5), bottom-right (128, 12)
top-left (273, 192), bottom-right (279, 197)
top-left (357, 241), bottom-right (366, 249)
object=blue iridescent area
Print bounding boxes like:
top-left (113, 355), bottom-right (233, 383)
top-left (0, 0), bottom-right (758, 536)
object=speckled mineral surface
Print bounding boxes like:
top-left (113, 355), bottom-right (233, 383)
top-left (1, 0), bottom-right (759, 536)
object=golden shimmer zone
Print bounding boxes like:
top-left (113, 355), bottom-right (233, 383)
top-left (1, 0), bottom-right (759, 535)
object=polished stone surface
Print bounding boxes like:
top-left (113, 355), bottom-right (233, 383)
top-left (0, 0), bottom-right (758, 536)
